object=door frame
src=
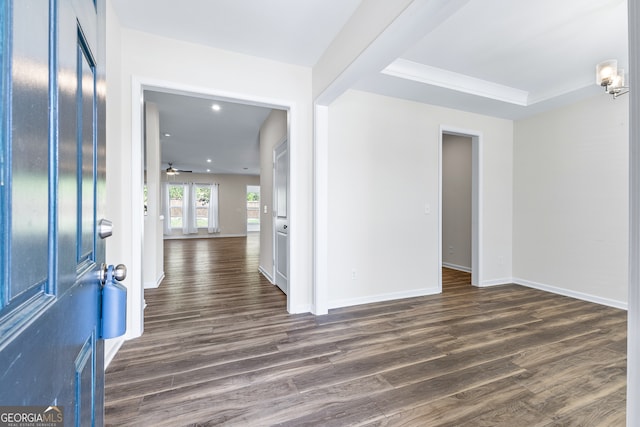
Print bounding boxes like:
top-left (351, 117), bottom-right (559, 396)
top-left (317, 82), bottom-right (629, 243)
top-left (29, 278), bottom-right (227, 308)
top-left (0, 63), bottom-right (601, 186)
top-left (129, 77), bottom-right (295, 337)
top-left (439, 126), bottom-right (482, 289)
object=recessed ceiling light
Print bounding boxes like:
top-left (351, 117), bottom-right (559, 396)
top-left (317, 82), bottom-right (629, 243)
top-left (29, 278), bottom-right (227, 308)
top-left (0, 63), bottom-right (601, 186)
top-left (211, 104), bottom-right (221, 112)
top-left (206, 169), bottom-right (211, 173)
top-left (163, 133), bottom-right (171, 137)
top-left (243, 167), bottom-right (248, 170)
top-left (207, 158), bottom-right (212, 163)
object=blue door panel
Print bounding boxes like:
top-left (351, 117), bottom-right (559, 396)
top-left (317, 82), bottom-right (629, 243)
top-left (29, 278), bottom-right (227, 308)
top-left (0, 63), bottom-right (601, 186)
top-left (77, 38), bottom-right (96, 265)
top-left (7, 0), bottom-right (50, 304)
top-left (0, 0), bottom-right (107, 425)
top-left (75, 334), bottom-right (96, 427)
top-left (0, 278), bottom-right (102, 414)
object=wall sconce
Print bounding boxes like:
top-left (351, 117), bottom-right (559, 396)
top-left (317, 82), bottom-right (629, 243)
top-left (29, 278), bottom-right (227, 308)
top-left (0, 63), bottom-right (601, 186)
top-left (596, 59), bottom-right (629, 98)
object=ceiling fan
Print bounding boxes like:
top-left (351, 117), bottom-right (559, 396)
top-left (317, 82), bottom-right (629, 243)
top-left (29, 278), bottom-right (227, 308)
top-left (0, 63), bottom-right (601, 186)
top-left (165, 162), bottom-right (192, 175)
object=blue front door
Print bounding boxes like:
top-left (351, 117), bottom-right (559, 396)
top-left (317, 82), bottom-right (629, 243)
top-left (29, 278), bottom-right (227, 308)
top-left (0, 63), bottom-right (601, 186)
top-left (0, 0), bottom-right (107, 425)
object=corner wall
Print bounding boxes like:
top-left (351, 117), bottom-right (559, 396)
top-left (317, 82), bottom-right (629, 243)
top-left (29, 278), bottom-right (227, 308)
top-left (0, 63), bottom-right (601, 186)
top-left (513, 93), bottom-right (629, 307)
top-left (327, 90), bottom-right (513, 307)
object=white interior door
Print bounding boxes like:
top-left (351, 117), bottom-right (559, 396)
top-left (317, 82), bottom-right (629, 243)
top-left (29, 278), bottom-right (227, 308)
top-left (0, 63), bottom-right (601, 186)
top-left (274, 140), bottom-right (289, 294)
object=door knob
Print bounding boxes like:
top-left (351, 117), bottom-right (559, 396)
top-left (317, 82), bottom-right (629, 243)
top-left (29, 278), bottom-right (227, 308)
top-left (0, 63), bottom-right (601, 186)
top-left (113, 264), bottom-right (127, 281)
top-left (100, 263), bottom-right (127, 285)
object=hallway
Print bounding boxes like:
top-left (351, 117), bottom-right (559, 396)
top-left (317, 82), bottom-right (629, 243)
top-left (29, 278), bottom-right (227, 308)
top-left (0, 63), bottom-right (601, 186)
top-left (105, 236), bottom-right (626, 426)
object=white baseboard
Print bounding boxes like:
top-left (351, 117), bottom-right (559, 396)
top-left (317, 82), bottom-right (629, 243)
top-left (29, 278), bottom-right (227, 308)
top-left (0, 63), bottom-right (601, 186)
top-left (258, 266), bottom-right (274, 284)
top-left (290, 304), bottom-right (312, 314)
top-left (144, 272), bottom-right (165, 289)
top-left (329, 287), bottom-right (440, 310)
top-left (478, 277), bottom-right (514, 287)
top-left (442, 262), bottom-right (472, 273)
top-left (104, 337), bottom-right (125, 369)
top-left (513, 277), bottom-right (627, 310)
top-left (163, 233), bottom-right (246, 240)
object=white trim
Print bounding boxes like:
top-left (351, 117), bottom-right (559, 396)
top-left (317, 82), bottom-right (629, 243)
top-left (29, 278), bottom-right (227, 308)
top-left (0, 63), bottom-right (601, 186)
top-left (128, 76), bottom-right (146, 340)
top-left (437, 129), bottom-right (443, 293)
top-left (383, 58), bottom-right (594, 107)
top-left (439, 126), bottom-right (483, 288)
top-left (258, 266), bottom-right (274, 284)
top-left (385, 59), bottom-right (529, 106)
top-left (143, 272), bottom-right (165, 290)
top-left (628, 0), bottom-right (640, 423)
top-left (514, 277), bottom-right (628, 311)
top-left (104, 337), bottom-right (125, 369)
top-left (473, 132), bottom-right (483, 288)
top-left (442, 262), bottom-right (471, 273)
top-left (162, 233), bottom-right (246, 240)
top-left (329, 287), bottom-right (440, 310)
top-left (291, 304), bottom-right (312, 314)
top-left (478, 278), bottom-right (513, 287)
top-left (313, 105), bottom-right (329, 315)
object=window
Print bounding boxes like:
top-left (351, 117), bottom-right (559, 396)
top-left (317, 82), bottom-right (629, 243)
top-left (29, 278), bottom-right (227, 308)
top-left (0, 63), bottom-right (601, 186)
top-left (169, 185), bottom-right (183, 228)
top-left (164, 183), bottom-right (219, 234)
top-left (247, 186), bottom-right (260, 232)
top-left (195, 185), bottom-right (210, 228)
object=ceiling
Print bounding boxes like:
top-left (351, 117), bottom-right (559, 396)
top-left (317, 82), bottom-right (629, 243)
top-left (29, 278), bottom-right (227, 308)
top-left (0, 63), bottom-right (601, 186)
top-left (356, 0), bottom-right (628, 119)
top-left (145, 91), bottom-right (274, 175)
top-left (111, 0), bottom-right (629, 175)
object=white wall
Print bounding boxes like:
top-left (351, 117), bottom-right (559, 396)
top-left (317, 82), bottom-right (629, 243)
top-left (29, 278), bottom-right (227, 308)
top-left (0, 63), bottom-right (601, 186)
top-left (259, 110), bottom-right (288, 282)
top-left (442, 134), bottom-right (472, 271)
top-left (161, 173), bottom-right (259, 238)
top-left (513, 93), bottom-right (629, 307)
top-left (108, 27), bottom-right (313, 336)
top-left (327, 90), bottom-right (513, 307)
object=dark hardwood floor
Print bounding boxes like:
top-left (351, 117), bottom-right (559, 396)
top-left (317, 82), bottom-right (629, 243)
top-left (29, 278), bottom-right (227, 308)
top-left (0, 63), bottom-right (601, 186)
top-left (105, 235), bottom-right (627, 426)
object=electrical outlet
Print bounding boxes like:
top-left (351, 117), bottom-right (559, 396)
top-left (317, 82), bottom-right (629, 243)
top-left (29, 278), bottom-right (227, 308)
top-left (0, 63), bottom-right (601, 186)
top-left (351, 269), bottom-right (357, 280)
top-left (448, 246), bottom-right (454, 254)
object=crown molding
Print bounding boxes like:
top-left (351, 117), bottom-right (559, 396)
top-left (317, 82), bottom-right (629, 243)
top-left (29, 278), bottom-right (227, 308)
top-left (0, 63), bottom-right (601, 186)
top-left (382, 59), bottom-right (529, 105)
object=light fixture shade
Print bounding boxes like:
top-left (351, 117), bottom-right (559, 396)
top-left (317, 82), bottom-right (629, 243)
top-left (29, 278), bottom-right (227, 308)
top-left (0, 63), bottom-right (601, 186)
top-left (596, 59), bottom-right (618, 86)
top-left (613, 69), bottom-right (625, 88)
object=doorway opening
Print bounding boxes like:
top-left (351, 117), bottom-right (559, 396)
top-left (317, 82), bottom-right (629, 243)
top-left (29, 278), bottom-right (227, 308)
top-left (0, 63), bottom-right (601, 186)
top-left (439, 126), bottom-right (482, 291)
top-left (442, 133), bottom-right (473, 292)
top-left (131, 80), bottom-right (294, 339)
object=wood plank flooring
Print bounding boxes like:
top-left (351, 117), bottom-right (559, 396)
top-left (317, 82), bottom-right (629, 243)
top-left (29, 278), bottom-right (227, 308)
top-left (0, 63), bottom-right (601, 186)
top-left (105, 235), bottom-right (627, 426)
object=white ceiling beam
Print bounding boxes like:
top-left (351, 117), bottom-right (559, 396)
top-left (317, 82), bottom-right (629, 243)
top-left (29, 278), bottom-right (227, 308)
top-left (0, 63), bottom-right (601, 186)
top-left (313, 0), bottom-right (471, 106)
